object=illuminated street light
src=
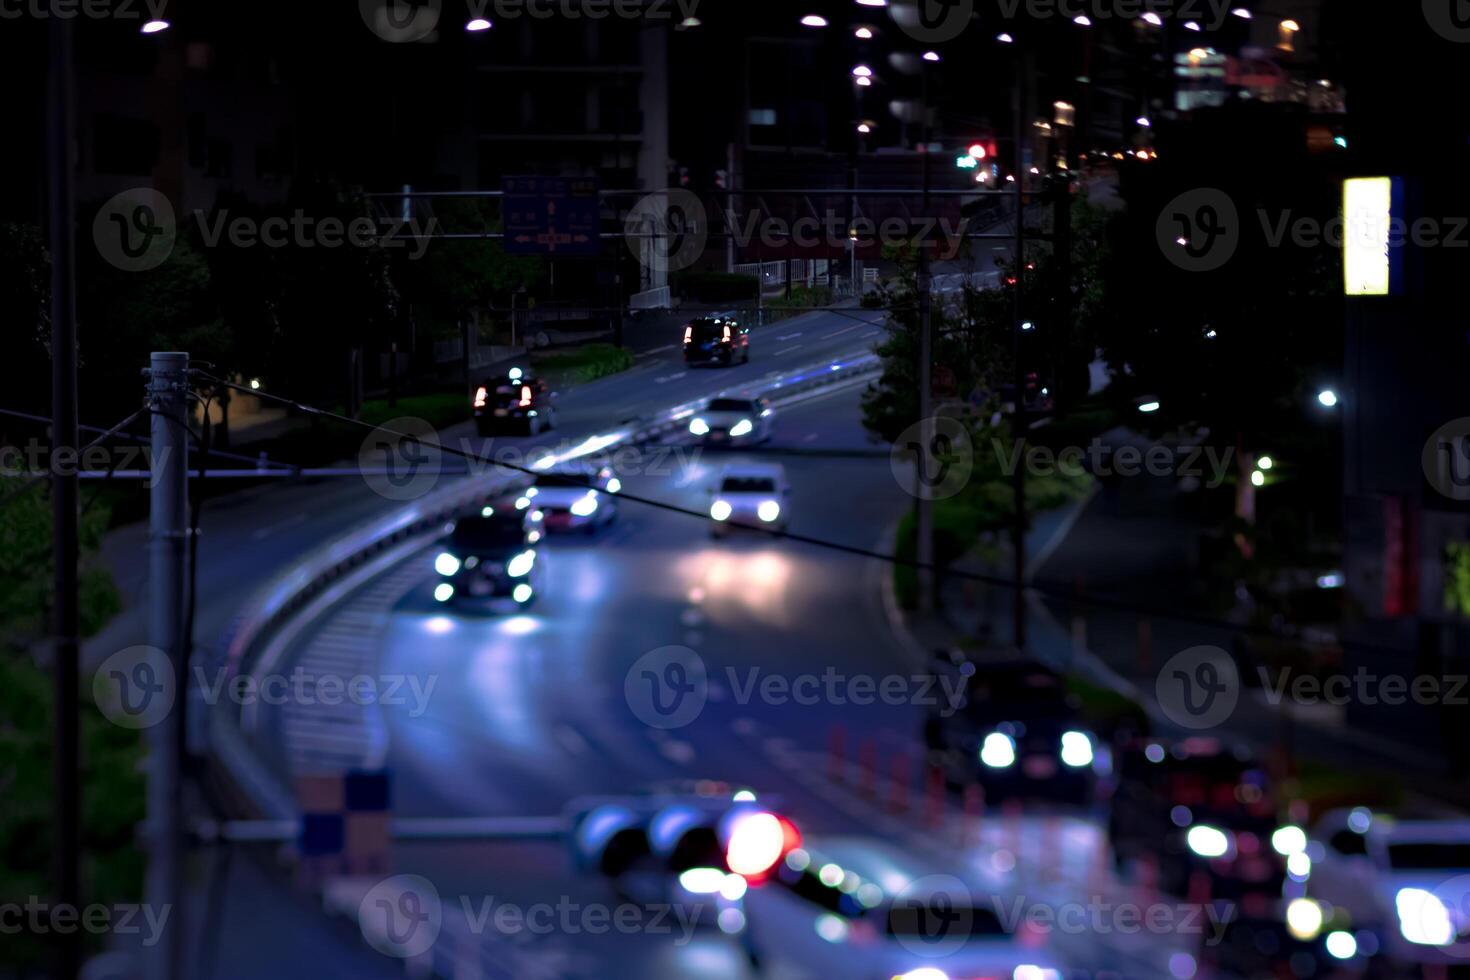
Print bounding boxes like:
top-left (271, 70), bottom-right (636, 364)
top-left (1251, 470), bottom-right (1266, 487)
top-left (1074, 14), bottom-right (1092, 26)
top-left (465, 17), bottom-right (492, 30)
top-left (1184, 20), bottom-right (1202, 30)
top-left (996, 32), bottom-right (1014, 43)
top-left (801, 14), bottom-right (828, 27)
top-left (855, 76), bottom-right (872, 87)
top-left (852, 65), bottom-right (873, 77)
top-left (1318, 389), bottom-right (1339, 408)
top-left (1258, 456), bottom-right (1274, 471)
top-left (1232, 7), bottom-right (1252, 18)
top-left (1137, 116), bottom-right (1152, 127)
top-left (141, 19), bottom-right (170, 32)
top-left (1142, 12), bottom-right (1163, 25)
top-left (922, 51), bottom-right (940, 62)
top-left (857, 123), bottom-right (872, 134)
top-left (855, 26), bottom-right (874, 38)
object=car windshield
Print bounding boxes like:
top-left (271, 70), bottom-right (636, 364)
top-left (536, 470), bottom-right (595, 490)
top-left (690, 320), bottom-right (731, 340)
top-left (963, 668), bottom-right (1070, 718)
top-left (450, 517), bottom-right (526, 553)
top-left (708, 399), bottom-right (755, 413)
top-left (1388, 843), bottom-right (1470, 870)
top-left (722, 477), bottom-right (776, 494)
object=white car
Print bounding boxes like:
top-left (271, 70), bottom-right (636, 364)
top-left (688, 397), bottom-right (773, 446)
top-left (527, 463), bottom-right (620, 533)
top-left (708, 463), bottom-right (789, 538)
top-left (744, 836), bottom-right (1066, 980)
top-left (1302, 808), bottom-right (1470, 970)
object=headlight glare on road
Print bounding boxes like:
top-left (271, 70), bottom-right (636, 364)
top-left (1397, 887), bottom-right (1455, 946)
top-left (512, 583), bottom-right (534, 604)
top-left (507, 550), bottom-right (536, 578)
top-left (758, 500), bottom-right (781, 523)
top-left (711, 500), bottom-right (733, 521)
top-left (433, 583), bottom-right (454, 603)
top-left (980, 732), bottom-right (1016, 768)
top-left (1186, 824), bottom-right (1231, 859)
top-left (1060, 730), bottom-right (1093, 767)
top-left (570, 492), bottom-right (599, 517)
top-left (1014, 968), bottom-right (1061, 980)
top-left (434, 552), bottom-right (461, 577)
top-left (897, 969), bottom-right (950, 980)
top-left (730, 418), bottom-right (754, 437)
top-left (690, 417), bottom-right (710, 435)
top-left (1286, 897), bottom-right (1324, 941)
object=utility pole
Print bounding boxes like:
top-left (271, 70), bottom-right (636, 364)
top-left (47, 15), bottom-right (80, 980)
top-left (915, 64), bottom-right (935, 614)
top-left (146, 351), bottom-right (190, 980)
top-left (1011, 47), bottom-right (1029, 651)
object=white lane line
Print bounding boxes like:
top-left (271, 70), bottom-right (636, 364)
top-left (637, 344), bottom-right (676, 358)
top-left (252, 512), bottom-right (308, 540)
top-left (654, 372), bottom-right (687, 384)
top-left (821, 324), bottom-right (860, 339)
top-left (775, 332), bottom-right (803, 341)
top-left (773, 344), bottom-right (804, 356)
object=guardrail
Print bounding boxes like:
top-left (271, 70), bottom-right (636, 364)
top-left (201, 342), bottom-right (886, 832)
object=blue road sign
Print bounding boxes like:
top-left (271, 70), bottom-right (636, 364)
top-left (502, 176), bottom-right (601, 255)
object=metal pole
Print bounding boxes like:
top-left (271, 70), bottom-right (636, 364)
top-left (916, 66), bottom-right (935, 613)
top-left (146, 351), bottom-right (190, 980)
top-left (1012, 48), bottom-right (1029, 652)
top-left (47, 15), bottom-right (80, 980)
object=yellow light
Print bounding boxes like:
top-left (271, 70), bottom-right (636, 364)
top-left (1344, 177), bottom-right (1393, 296)
top-left (1281, 18), bottom-right (1300, 31)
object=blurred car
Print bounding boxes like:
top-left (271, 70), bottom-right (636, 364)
top-left (474, 367), bottom-right (556, 436)
top-left (746, 835), bottom-right (1066, 980)
top-left (528, 463), bottom-right (620, 534)
top-left (708, 463), bottom-right (789, 538)
top-left (1302, 809), bottom-right (1470, 973)
top-left (431, 504), bottom-right (544, 610)
top-left (683, 314), bottom-right (750, 366)
top-left (923, 657), bottom-right (1100, 805)
top-left (688, 397), bottom-right (773, 446)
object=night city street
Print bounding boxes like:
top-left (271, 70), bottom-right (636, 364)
top-left (4, 2), bottom-right (1470, 978)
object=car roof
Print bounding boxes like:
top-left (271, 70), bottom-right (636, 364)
top-left (719, 462), bottom-right (785, 481)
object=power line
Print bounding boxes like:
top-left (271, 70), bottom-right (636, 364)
top-left (191, 370), bottom-right (1363, 656)
top-left (0, 408), bottom-right (145, 513)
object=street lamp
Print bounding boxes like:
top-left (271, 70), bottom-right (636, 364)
top-left (465, 17), bottom-right (492, 31)
top-left (922, 51), bottom-right (941, 62)
top-left (1317, 389), bottom-right (1339, 408)
top-left (996, 32), bottom-right (1014, 43)
top-left (140, 19), bottom-right (169, 33)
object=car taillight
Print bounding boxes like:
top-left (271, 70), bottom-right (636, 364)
top-left (519, 385), bottom-right (532, 408)
top-left (473, 386), bottom-right (487, 408)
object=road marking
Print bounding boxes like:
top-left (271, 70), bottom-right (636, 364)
top-left (775, 332), bottom-right (803, 340)
top-left (637, 344), bottom-right (676, 358)
top-left (773, 344), bottom-right (803, 356)
top-left (654, 372), bottom-right (687, 384)
top-left (821, 324), bottom-right (860, 339)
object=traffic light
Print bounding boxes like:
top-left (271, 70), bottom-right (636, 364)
top-left (568, 790), bottom-right (799, 883)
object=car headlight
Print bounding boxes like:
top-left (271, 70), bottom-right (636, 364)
top-left (1286, 897), bottom-right (1324, 941)
top-left (570, 492), bottom-right (599, 517)
top-left (434, 552), bottom-right (461, 577)
top-left (729, 418), bottom-right (754, 437)
top-left (1397, 887), bottom-right (1456, 946)
top-left (515, 496), bottom-right (530, 510)
top-left (1271, 825), bottom-right (1308, 856)
top-left (980, 732), bottom-right (1016, 768)
top-left (512, 583), bottom-right (534, 604)
top-left (690, 418), bottom-right (710, 435)
top-left (1059, 730), bottom-right (1093, 768)
top-left (710, 500), bottom-right (732, 522)
top-left (757, 500), bottom-right (781, 523)
top-left (506, 550), bottom-right (536, 578)
top-left (1186, 824), bottom-right (1232, 859)
top-left (605, 478), bottom-right (621, 494)
top-left (433, 583), bottom-right (454, 603)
